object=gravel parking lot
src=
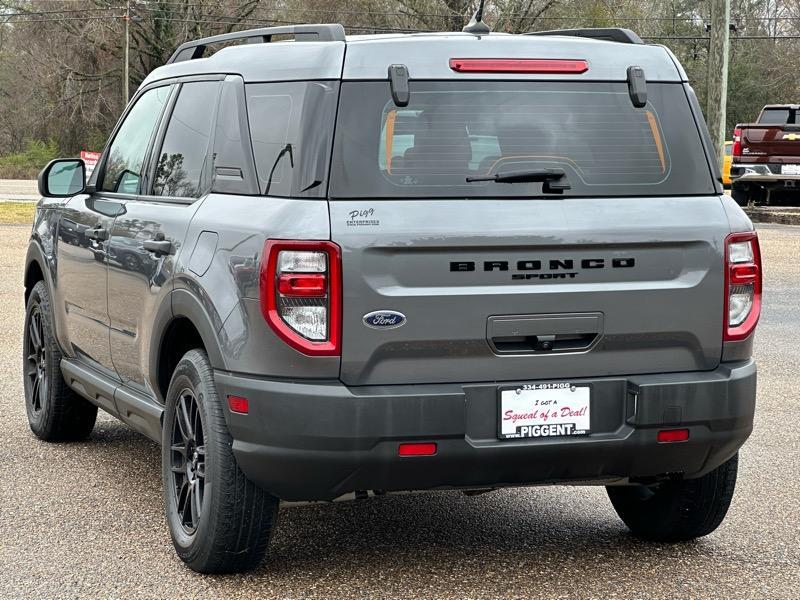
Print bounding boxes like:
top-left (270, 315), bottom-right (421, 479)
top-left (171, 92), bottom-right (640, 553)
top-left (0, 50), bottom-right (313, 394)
top-left (1, 223), bottom-right (798, 599)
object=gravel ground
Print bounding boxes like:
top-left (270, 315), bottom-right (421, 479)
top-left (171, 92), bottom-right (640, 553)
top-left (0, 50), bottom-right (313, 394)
top-left (0, 223), bottom-right (798, 599)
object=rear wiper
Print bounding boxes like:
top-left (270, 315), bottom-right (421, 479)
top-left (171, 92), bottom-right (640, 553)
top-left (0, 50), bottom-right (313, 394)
top-left (265, 143), bottom-right (294, 196)
top-left (466, 168), bottom-right (571, 193)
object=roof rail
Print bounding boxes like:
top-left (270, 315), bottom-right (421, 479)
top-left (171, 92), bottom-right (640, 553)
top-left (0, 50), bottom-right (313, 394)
top-left (166, 24), bottom-right (347, 64)
top-left (525, 28), bottom-right (644, 45)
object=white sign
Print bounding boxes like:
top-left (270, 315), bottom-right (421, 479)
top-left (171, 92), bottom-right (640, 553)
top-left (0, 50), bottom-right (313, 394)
top-left (80, 151), bottom-right (101, 179)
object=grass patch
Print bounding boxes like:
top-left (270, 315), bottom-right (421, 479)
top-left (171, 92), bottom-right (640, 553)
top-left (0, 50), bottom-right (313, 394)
top-left (0, 202), bottom-right (36, 224)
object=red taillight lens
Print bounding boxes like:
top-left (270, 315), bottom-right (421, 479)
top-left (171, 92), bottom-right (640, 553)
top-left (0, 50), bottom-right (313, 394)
top-left (278, 273), bottom-right (327, 297)
top-left (724, 232), bottom-right (762, 342)
top-left (732, 127), bottom-right (742, 157)
top-left (260, 240), bottom-right (341, 356)
top-left (657, 429), bottom-right (689, 443)
top-left (398, 442), bottom-right (438, 456)
top-left (449, 58), bottom-right (588, 74)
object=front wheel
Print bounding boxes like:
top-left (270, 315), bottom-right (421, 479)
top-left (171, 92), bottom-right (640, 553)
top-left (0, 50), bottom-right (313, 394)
top-left (162, 349), bottom-right (279, 573)
top-left (607, 453), bottom-right (738, 542)
top-left (23, 281), bottom-right (97, 441)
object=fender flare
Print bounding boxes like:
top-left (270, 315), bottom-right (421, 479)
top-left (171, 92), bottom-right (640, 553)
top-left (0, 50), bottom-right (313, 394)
top-left (24, 240), bottom-right (53, 299)
top-left (24, 240), bottom-right (68, 352)
top-left (148, 288), bottom-right (228, 401)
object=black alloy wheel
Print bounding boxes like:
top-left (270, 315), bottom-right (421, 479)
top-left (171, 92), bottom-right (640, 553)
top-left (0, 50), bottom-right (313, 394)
top-left (169, 387), bottom-right (207, 535)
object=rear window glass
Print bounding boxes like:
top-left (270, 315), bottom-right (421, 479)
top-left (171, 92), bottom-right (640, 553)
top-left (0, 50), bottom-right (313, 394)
top-left (758, 108), bottom-right (793, 125)
top-left (330, 81), bottom-right (715, 198)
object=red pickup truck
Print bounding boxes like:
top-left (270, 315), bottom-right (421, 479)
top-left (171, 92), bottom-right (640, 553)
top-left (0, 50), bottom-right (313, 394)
top-left (730, 104), bottom-right (800, 205)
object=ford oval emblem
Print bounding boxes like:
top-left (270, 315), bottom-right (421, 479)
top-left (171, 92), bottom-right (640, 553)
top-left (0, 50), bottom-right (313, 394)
top-left (363, 310), bottom-right (406, 330)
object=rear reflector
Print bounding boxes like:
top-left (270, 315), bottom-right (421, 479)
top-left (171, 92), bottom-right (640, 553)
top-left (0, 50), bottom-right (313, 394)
top-left (657, 429), bottom-right (689, 443)
top-left (449, 58), bottom-right (589, 74)
top-left (228, 395), bottom-right (249, 415)
top-left (398, 442), bottom-right (437, 456)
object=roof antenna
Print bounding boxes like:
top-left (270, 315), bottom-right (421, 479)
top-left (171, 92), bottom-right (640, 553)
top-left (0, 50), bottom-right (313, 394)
top-left (463, 0), bottom-right (490, 35)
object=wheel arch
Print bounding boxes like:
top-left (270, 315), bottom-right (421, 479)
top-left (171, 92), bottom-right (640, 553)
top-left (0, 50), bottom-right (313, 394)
top-left (24, 243), bottom-right (50, 302)
top-left (151, 288), bottom-right (227, 403)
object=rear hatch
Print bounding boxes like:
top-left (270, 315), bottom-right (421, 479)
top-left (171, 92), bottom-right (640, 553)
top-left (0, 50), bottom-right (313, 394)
top-left (329, 42), bottom-right (726, 386)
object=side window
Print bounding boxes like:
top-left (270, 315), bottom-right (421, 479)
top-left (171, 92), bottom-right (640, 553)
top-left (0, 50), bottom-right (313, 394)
top-left (246, 81), bottom-right (338, 198)
top-left (100, 85), bottom-right (171, 194)
top-left (247, 85), bottom-right (294, 196)
top-left (153, 81), bottom-right (220, 198)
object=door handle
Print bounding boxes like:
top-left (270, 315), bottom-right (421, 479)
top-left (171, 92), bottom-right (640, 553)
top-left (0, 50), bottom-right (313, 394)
top-left (487, 313), bottom-right (603, 355)
top-left (84, 227), bottom-right (108, 241)
top-left (143, 239), bottom-right (172, 255)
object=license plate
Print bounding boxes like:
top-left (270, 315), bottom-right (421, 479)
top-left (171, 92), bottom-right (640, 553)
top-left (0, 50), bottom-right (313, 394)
top-left (781, 164), bottom-right (800, 175)
top-left (499, 383), bottom-right (590, 439)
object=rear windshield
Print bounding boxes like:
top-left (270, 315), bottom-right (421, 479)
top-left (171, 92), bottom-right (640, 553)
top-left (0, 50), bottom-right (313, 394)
top-left (758, 108), bottom-right (794, 125)
top-left (329, 81), bottom-right (716, 198)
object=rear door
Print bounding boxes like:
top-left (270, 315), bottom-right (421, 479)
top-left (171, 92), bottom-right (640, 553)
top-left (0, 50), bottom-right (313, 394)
top-left (328, 79), bottom-right (727, 386)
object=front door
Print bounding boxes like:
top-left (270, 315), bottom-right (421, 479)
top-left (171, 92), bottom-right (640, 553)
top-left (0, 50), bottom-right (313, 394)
top-left (58, 83), bottom-right (173, 379)
top-left (55, 196), bottom-right (123, 379)
top-left (108, 80), bottom-right (221, 393)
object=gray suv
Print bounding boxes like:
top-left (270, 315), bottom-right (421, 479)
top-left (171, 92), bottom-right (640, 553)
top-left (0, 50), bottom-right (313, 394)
top-left (24, 23), bottom-right (760, 573)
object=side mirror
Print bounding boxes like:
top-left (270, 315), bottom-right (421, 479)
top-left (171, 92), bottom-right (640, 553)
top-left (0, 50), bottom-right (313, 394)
top-left (38, 159), bottom-right (86, 198)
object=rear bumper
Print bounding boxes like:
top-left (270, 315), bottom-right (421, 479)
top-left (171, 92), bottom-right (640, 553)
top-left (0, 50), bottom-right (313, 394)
top-left (730, 164), bottom-right (800, 187)
top-left (216, 361), bottom-right (757, 501)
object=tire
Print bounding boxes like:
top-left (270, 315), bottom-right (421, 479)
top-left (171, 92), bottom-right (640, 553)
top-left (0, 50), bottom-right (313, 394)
top-left (162, 349), bottom-right (279, 573)
top-left (731, 184), bottom-right (749, 206)
top-left (607, 453), bottom-right (738, 542)
top-left (23, 281), bottom-right (97, 441)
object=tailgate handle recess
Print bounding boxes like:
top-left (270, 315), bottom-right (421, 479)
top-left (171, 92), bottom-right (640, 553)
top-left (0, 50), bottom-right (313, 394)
top-left (488, 313), bottom-right (603, 355)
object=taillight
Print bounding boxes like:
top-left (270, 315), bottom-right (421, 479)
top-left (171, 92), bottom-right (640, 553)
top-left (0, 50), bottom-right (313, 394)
top-left (732, 127), bottom-right (742, 158)
top-left (724, 232), bottom-right (761, 342)
top-left (449, 58), bottom-right (589, 74)
top-left (260, 240), bottom-right (341, 356)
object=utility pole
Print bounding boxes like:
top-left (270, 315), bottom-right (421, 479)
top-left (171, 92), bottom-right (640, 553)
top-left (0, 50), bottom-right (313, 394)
top-left (706, 0), bottom-right (730, 171)
top-left (123, 0), bottom-right (130, 106)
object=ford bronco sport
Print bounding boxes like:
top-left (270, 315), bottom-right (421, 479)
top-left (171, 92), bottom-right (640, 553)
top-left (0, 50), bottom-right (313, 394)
top-left (24, 21), bottom-right (759, 573)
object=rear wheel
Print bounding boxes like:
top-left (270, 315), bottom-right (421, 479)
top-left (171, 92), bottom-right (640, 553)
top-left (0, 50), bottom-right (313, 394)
top-left (607, 453), bottom-right (738, 542)
top-left (162, 349), bottom-right (279, 573)
top-left (23, 281), bottom-right (97, 441)
top-left (731, 183), bottom-right (749, 206)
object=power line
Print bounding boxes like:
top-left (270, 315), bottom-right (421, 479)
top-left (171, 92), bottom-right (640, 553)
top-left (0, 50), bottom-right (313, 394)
top-left (3, 7), bottom-right (800, 40)
top-left (1, 8), bottom-right (120, 16)
top-left (5, 2), bottom-right (800, 23)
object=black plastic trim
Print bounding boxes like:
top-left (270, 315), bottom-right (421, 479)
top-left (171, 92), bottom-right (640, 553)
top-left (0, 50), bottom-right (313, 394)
top-left (526, 28), bottom-right (644, 45)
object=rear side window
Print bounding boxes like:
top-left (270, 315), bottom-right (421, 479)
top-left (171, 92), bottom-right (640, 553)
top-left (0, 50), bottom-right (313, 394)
top-left (330, 81), bottom-right (716, 198)
top-left (246, 81), bottom-right (339, 198)
top-left (152, 81), bottom-right (220, 198)
top-left (758, 108), bottom-right (794, 125)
